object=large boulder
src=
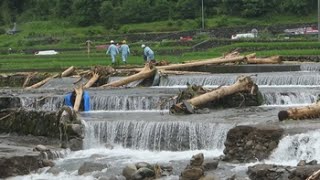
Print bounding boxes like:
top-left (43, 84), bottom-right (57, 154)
top-left (78, 162), bottom-right (109, 175)
top-left (223, 125), bottom-right (284, 163)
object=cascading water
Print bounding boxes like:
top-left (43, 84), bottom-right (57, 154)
top-left (90, 95), bottom-right (174, 111)
top-left (158, 72), bottom-right (320, 87)
top-left (83, 119), bottom-right (233, 152)
top-left (267, 130), bottom-right (320, 166)
top-left (20, 96), bottom-right (64, 111)
top-left (260, 88), bottom-right (319, 106)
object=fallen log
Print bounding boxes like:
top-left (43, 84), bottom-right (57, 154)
top-left (22, 72), bottom-right (38, 88)
top-left (100, 63), bottom-right (156, 88)
top-left (307, 169), bottom-right (320, 180)
top-left (246, 55), bottom-right (282, 64)
top-left (83, 72), bottom-right (99, 89)
top-left (278, 102), bottom-right (320, 121)
top-left (73, 86), bottom-right (83, 112)
top-left (61, 66), bottom-right (75, 77)
top-left (25, 74), bottom-right (59, 90)
top-left (157, 56), bottom-right (247, 71)
top-left (171, 76), bottom-right (258, 114)
top-left (25, 66), bottom-right (75, 89)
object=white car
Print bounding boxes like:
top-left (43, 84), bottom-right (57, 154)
top-left (35, 50), bottom-right (59, 55)
top-left (231, 33), bottom-right (256, 40)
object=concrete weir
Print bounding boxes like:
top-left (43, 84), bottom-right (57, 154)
top-left (176, 64), bottom-right (301, 73)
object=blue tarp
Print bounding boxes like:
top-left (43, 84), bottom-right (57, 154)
top-left (64, 91), bottom-right (90, 111)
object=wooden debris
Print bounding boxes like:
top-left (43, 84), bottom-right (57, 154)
top-left (61, 66), bottom-right (75, 77)
top-left (22, 72), bottom-right (38, 88)
top-left (170, 76), bottom-right (258, 114)
top-left (157, 56), bottom-right (247, 71)
top-left (278, 102), bottom-right (320, 121)
top-left (83, 72), bottom-right (99, 88)
top-left (73, 86), bottom-right (84, 112)
top-left (100, 63), bottom-right (156, 88)
top-left (246, 54), bottom-right (282, 64)
top-left (307, 169), bottom-right (320, 180)
top-left (25, 66), bottom-right (75, 89)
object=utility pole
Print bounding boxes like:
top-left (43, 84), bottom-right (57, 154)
top-left (318, 0), bottom-right (320, 41)
top-left (201, 0), bottom-right (204, 30)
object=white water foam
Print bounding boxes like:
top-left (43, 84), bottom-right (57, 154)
top-left (266, 130), bottom-right (320, 166)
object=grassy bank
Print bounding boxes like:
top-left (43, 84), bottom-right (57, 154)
top-left (0, 41), bottom-right (319, 72)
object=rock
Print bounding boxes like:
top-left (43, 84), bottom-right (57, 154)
top-left (47, 166), bottom-right (64, 175)
top-left (41, 159), bottom-right (55, 167)
top-left (68, 124), bottom-right (84, 137)
top-left (78, 162), bottom-right (109, 175)
top-left (245, 140), bottom-right (253, 147)
top-left (122, 164), bottom-right (138, 180)
top-left (33, 144), bottom-right (48, 152)
top-left (132, 167), bottom-right (155, 180)
top-left (181, 167), bottom-right (204, 180)
top-left (297, 160), bottom-right (306, 166)
top-left (307, 160), bottom-right (318, 165)
top-left (248, 164), bottom-right (290, 180)
top-left (289, 164), bottom-right (320, 179)
top-left (0, 155), bottom-right (41, 178)
top-left (135, 162), bottom-right (153, 170)
top-left (190, 153), bottom-right (204, 166)
top-left (268, 141), bottom-right (278, 150)
top-left (199, 174), bottom-right (216, 180)
top-left (203, 159), bottom-right (219, 171)
top-left (223, 125), bottom-right (284, 163)
top-left (105, 143), bottom-right (114, 149)
top-left (68, 138), bottom-right (83, 151)
top-left (99, 175), bottom-right (126, 180)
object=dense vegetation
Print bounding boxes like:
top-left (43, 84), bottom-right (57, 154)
top-left (0, 0), bottom-right (317, 29)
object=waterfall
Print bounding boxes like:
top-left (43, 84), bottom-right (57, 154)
top-left (268, 130), bottom-right (320, 166)
top-left (159, 72), bottom-right (320, 87)
top-left (20, 96), bottom-right (64, 111)
top-left (90, 95), bottom-right (174, 111)
top-left (261, 91), bottom-right (318, 106)
top-left (301, 63), bottom-right (320, 72)
top-left (83, 120), bottom-right (234, 151)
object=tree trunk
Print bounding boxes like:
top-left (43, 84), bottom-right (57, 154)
top-left (157, 56), bottom-right (246, 71)
top-left (83, 72), bottom-right (100, 88)
top-left (61, 66), bottom-right (75, 77)
top-left (22, 72), bottom-right (37, 88)
top-left (100, 63), bottom-right (156, 88)
top-left (307, 169), bottom-right (320, 180)
top-left (25, 66), bottom-right (75, 89)
top-left (73, 86), bottom-right (83, 112)
top-left (278, 102), bottom-right (320, 121)
top-left (246, 55), bottom-right (282, 64)
top-left (171, 76), bottom-right (257, 114)
top-left (25, 74), bottom-right (59, 89)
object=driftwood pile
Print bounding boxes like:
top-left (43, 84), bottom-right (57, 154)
top-left (17, 52), bottom-right (284, 113)
top-left (170, 76), bottom-right (260, 114)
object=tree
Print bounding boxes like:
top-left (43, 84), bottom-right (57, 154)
top-left (99, 1), bottom-right (118, 29)
top-left (56, 0), bottom-right (72, 18)
top-left (176, 0), bottom-right (197, 19)
top-left (71, 0), bottom-right (102, 26)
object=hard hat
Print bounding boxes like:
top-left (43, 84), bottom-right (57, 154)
top-left (122, 40), bottom-right (126, 44)
top-left (141, 44), bottom-right (145, 48)
top-left (110, 40), bottom-right (114, 43)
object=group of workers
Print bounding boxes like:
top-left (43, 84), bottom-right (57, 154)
top-left (106, 40), bottom-right (155, 65)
